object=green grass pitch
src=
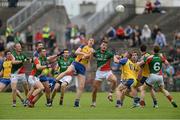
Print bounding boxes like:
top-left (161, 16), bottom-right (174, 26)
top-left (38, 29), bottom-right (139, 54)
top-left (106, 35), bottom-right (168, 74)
top-left (0, 92), bottom-right (179, 119)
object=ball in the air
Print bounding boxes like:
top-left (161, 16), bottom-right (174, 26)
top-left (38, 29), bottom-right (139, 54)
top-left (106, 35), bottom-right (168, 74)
top-left (115, 5), bottom-right (125, 13)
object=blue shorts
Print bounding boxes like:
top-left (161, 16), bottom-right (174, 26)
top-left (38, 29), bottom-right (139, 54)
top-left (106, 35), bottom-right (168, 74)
top-left (72, 61), bottom-right (86, 75)
top-left (121, 79), bottom-right (136, 89)
top-left (39, 76), bottom-right (49, 82)
top-left (140, 76), bottom-right (148, 84)
top-left (48, 77), bottom-right (56, 91)
top-left (0, 78), bottom-right (11, 86)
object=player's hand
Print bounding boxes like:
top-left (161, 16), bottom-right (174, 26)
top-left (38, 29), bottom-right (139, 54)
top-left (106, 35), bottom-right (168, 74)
top-left (56, 51), bottom-right (64, 57)
top-left (83, 53), bottom-right (91, 59)
top-left (46, 64), bottom-right (51, 68)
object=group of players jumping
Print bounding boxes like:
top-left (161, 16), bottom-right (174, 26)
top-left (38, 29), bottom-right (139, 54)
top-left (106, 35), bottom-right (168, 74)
top-left (0, 38), bottom-right (178, 108)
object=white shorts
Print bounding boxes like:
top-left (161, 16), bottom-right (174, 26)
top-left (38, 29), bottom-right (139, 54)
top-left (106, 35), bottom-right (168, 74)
top-left (11, 73), bottom-right (27, 83)
top-left (146, 74), bottom-right (164, 86)
top-left (95, 70), bottom-right (113, 81)
top-left (59, 76), bottom-right (72, 85)
top-left (28, 75), bottom-right (40, 87)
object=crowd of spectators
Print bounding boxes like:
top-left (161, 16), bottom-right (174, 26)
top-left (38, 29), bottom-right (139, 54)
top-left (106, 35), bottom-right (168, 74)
top-left (106, 24), bottom-right (167, 48)
top-left (65, 23), bottom-right (87, 49)
top-left (0, 23), bottom-right (57, 55)
top-left (144, 0), bottom-right (165, 14)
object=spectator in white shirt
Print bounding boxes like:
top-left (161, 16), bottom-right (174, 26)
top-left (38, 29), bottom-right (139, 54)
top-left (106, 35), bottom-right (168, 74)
top-left (154, 30), bottom-right (167, 48)
top-left (141, 24), bottom-right (151, 44)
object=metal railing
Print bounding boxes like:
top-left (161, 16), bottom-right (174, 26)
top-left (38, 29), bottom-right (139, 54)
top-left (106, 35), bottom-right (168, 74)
top-left (7, 0), bottom-right (56, 32)
top-left (0, 0), bottom-right (33, 7)
top-left (85, 0), bottom-right (135, 34)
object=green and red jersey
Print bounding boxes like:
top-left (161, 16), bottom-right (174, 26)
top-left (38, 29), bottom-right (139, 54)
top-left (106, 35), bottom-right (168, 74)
top-left (57, 57), bottom-right (74, 73)
top-left (11, 51), bottom-right (27, 74)
top-left (94, 49), bottom-right (114, 71)
top-left (145, 53), bottom-right (166, 75)
top-left (30, 56), bottom-right (48, 77)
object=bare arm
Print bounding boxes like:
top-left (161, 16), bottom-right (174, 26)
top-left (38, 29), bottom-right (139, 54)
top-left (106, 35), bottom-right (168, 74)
top-left (36, 63), bottom-right (47, 70)
top-left (137, 60), bottom-right (145, 66)
top-left (47, 55), bottom-right (58, 63)
top-left (113, 55), bottom-right (120, 63)
top-left (0, 70), bottom-right (3, 77)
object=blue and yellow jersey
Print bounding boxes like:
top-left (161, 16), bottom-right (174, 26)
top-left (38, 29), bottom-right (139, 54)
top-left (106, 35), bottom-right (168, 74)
top-left (119, 58), bottom-right (137, 80)
top-left (1, 60), bottom-right (12, 79)
top-left (141, 53), bottom-right (151, 77)
top-left (75, 45), bottom-right (93, 66)
top-left (134, 63), bottom-right (141, 80)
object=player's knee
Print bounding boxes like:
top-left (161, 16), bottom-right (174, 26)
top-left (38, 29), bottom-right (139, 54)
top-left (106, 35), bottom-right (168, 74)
top-left (12, 88), bottom-right (16, 92)
top-left (93, 83), bottom-right (99, 90)
top-left (53, 87), bottom-right (58, 92)
top-left (43, 84), bottom-right (50, 92)
top-left (61, 86), bottom-right (66, 91)
top-left (109, 75), bottom-right (117, 82)
top-left (78, 85), bottom-right (84, 91)
top-left (62, 82), bottom-right (68, 87)
top-left (140, 86), bottom-right (144, 92)
top-left (112, 75), bottom-right (117, 82)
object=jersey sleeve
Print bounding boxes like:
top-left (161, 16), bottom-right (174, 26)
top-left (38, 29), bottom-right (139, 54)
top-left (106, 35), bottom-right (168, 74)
top-left (70, 57), bottom-right (75, 63)
top-left (119, 58), bottom-right (128, 65)
top-left (33, 51), bottom-right (39, 58)
top-left (108, 51), bottom-right (114, 59)
top-left (146, 57), bottom-right (153, 64)
top-left (34, 58), bottom-right (40, 65)
top-left (79, 45), bottom-right (85, 49)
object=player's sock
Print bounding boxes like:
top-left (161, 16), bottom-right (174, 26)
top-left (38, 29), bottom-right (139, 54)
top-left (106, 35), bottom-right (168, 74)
top-left (116, 100), bottom-right (122, 107)
top-left (21, 99), bottom-right (24, 103)
top-left (46, 98), bottom-right (52, 107)
top-left (28, 95), bottom-right (35, 103)
top-left (153, 99), bottom-right (158, 106)
top-left (74, 99), bottom-right (80, 107)
top-left (132, 97), bottom-right (140, 108)
top-left (59, 97), bottom-right (63, 105)
top-left (20, 99), bottom-right (26, 106)
top-left (133, 97), bottom-right (140, 104)
top-left (47, 98), bottom-right (51, 104)
top-left (171, 101), bottom-right (178, 108)
top-left (153, 100), bottom-right (158, 108)
top-left (12, 100), bottom-right (16, 107)
top-left (140, 100), bottom-right (145, 107)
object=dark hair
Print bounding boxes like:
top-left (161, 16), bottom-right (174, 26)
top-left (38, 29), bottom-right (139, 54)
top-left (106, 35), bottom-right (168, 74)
top-left (102, 40), bottom-right (108, 44)
top-left (35, 42), bottom-right (43, 47)
top-left (63, 49), bottom-right (69, 53)
top-left (140, 44), bottom-right (147, 52)
top-left (154, 45), bottom-right (160, 53)
top-left (157, 29), bottom-right (161, 32)
top-left (14, 42), bottom-right (21, 48)
top-left (131, 50), bottom-right (138, 55)
top-left (63, 48), bottom-right (68, 52)
top-left (4, 50), bottom-right (11, 56)
top-left (127, 51), bottom-right (132, 59)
